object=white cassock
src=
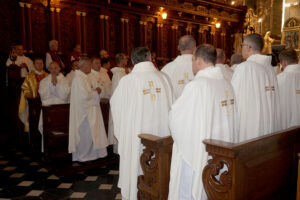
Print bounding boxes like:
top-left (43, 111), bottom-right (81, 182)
top-left (231, 54), bottom-right (282, 142)
top-left (6, 55), bottom-right (34, 77)
top-left (168, 66), bottom-right (238, 200)
top-left (100, 68), bottom-right (112, 98)
top-left (110, 61), bottom-right (173, 200)
top-left (38, 73), bottom-right (70, 152)
top-left (65, 70), bottom-right (76, 87)
top-left (277, 64), bottom-right (300, 129)
top-left (231, 64), bottom-right (238, 71)
top-left (108, 67), bottom-right (127, 153)
top-left (69, 70), bottom-right (108, 162)
top-left (161, 54), bottom-right (194, 99)
top-left (215, 63), bottom-right (233, 81)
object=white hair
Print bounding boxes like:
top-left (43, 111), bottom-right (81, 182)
top-left (78, 57), bottom-right (91, 68)
top-left (49, 40), bottom-right (58, 47)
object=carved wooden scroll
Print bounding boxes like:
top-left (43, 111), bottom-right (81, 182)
top-left (137, 134), bottom-right (173, 200)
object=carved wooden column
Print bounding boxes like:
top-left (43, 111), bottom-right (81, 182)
top-left (120, 18), bottom-right (125, 53)
top-left (50, 7), bottom-right (56, 39)
top-left (198, 27), bottom-right (203, 45)
top-left (156, 23), bottom-right (160, 57)
top-left (82, 12), bottom-right (87, 56)
top-left (186, 24), bottom-right (192, 35)
top-left (76, 11), bottom-right (82, 46)
top-left (211, 26), bottom-right (216, 47)
top-left (99, 15), bottom-right (105, 51)
top-left (160, 24), bottom-right (164, 57)
top-left (171, 25), bottom-right (176, 59)
top-left (139, 21), bottom-right (144, 46)
top-left (26, 3), bottom-right (33, 53)
top-left (56, 8), bottom-right (62, 53)
top-left (221, 31), bottom-right (226, 51)
top-left (143, 22), bottom-right (147, 46)
top-left (105, 15), bottom-right (110, 52)
top-left (19, 2), bottom-right (26, 51)
top-left (125, 18), bottom-right (129, 55)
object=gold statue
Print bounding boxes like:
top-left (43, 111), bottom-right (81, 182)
top-left (262, 31), bottom-right (274, 54)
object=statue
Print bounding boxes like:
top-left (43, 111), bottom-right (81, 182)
top-left (262, 31), bottom-right (274, 54)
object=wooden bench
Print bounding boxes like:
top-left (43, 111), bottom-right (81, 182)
top-left (42, 104), bottom-right (70, 161)
top-left (138, 127), bottom-right (300, 200)
top-left (27, 98), bottom-right (42, 152)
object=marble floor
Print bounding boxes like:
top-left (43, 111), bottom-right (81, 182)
top-left (0, 147), bottom-right (121, 200)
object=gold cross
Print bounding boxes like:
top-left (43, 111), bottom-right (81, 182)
top-left (178, 72), bottom-right (191, 85)
top-left (143, 81), bottom-right (161, 101)
top-left (265, 86), bottom-right (275, 99)
top-left (221, 90), bottom-right (234, 115)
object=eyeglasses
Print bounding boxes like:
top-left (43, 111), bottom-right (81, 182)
top-left (241, 43), bottom-right (252, 48)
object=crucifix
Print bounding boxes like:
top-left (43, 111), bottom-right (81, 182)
top-left (265, 86), bottom-right (275, 99)
top-left (221, 90), bottom-right (234, 115)
top-left (178, 72), bottom-right (191, 85)
top-left (143, 81), bottom-right (161, 101)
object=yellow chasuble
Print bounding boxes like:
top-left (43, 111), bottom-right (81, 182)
top-left (19, 70), bottom-right (48, 131)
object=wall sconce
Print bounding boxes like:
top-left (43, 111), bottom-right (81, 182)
top-left (162, 12), bottom-right (167, 20)
top-left (231, 1), bottom-right (235, 5)
top-left (258, 18), bottom-right (262, 23)
top-left (216, 22), bottom-right (221, 28)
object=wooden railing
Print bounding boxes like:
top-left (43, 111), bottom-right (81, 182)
top-left (138, 127), bottom-right (300, 200)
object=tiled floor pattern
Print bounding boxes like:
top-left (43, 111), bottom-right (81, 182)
top-left (0, 148), bottom-right (121, 200)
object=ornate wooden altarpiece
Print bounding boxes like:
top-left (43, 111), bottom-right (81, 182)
top-left (14, 0), bottom-right (246, 64)
top-left (282, 17), bottom-right (300, 55)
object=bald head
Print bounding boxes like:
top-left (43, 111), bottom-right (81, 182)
top-left (79, 57), bottom-right (92, 74)
top-left (216, 48), bottom-right (226, 64)
top-left (178, 35), bottom-right (196, 54)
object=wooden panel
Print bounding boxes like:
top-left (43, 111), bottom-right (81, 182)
top-left (86, 11), bottom-right (99, 55)
top-left (60, 7), bottom-right (76, 53)
top-left (31, 3), bottom-right (47, 53)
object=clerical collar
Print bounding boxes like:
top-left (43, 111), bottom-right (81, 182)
top-left (195, 66), bottom-right (223, 80)
top-left (284, 64), bottom-right (300, 73)
top-left (247, 54), bottom-right (272, 66)
top-left (132, 61), bottom-right (157, 72)
top-left (33, 69), bottom-right (43, 75)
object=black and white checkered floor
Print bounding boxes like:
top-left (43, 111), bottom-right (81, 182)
top-left (0, 148), bottom-right (121, 200)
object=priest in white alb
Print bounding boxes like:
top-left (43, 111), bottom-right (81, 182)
top-left (277, 49), bottom-right (300, 129)
top-left (231, 33), bottom-right (281, 142)
top-left (168, 44), bottom-right (238, 200)
top-left (108, 53), bottom-right (128, 153)
top-left (87, 56), bottom-right (109, 147)
top-left (6, 45), bottom-right (34, 78)
top-left (215, 48), bottom-right (233, 81)
top-left (100, 58), bottom-right (112, 99)
top-left (69, 57), bottom-right (108, 162)
top-left (38, 61), bottom-right (70, 151)
top-left (161, 35), bottom-right (196, 99)
top-left (65, 60), bottom-right (79, 87)
top-left (110, 47), bottom-right (173, 200)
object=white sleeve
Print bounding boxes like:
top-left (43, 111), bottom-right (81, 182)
top-left (45, 53), bottom-right (52, 70)
top-left (55, 78), bottom-right (71, 100)
top-left (92, 91), bottom-right (100, 106)
top-left (6, 58), bottom-right (12, 67)
top-left (25, 57), bottom-right (34, 72)
top-left (39, 79), bottom-right (52, 102)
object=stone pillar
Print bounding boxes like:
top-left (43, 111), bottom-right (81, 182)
top-left (82, 12), bottom-right (87, 55)
top-left (56, 8), bottom-right (62, 53)
top-left (105, 15), bottom-right (110, 52)
top-left (120, 18), bottom-right (125, 53)
top-left (19, 2), bottom-right (26, 51)
top-left (26, 3), bottom-right (33, 53)
top-left (50, 7), bottom-right (56, 39)
top-left (99, 15), bottom-right (105, 50)
top-left (76, 11), bottom-right (82, 46)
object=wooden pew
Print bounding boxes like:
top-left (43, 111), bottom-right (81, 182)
top-left (138, 127), bottom-right (300, 200)
top-left (42, 104), bottom-right (70, 161)
top-left (27, 98), bottom-right (42, 152)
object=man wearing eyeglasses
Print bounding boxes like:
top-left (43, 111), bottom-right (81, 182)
top-left (231, 33), bottom-right (282, 142)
